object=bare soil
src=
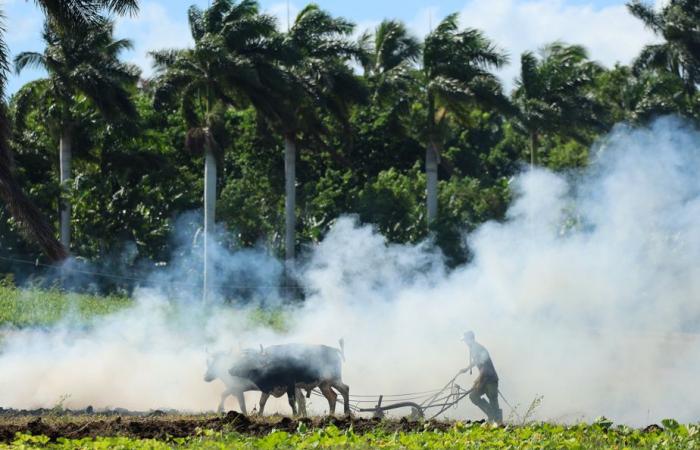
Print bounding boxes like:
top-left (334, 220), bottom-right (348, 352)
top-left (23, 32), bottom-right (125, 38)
top-left (0, 409), bottom-right (467, 442)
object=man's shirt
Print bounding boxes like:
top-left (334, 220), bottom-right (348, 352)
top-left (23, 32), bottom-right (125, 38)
top-left (469, 342), bottom-right (498, 380)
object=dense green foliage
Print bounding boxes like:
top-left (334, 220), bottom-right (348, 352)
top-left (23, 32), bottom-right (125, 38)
top-left (0, 0), bottom-right (139, 264)
top-left (6, 421), bottom-right (700, 449)
top-left (2, 0), bottom-right (700, 290)
top-left (0, 285), bottom-right (131, 327)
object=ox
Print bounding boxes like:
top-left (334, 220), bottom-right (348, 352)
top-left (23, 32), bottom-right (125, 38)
top-left (203, 350), bottom-right (308, 415)
top-left (228, 342), bottom-right (350, 416)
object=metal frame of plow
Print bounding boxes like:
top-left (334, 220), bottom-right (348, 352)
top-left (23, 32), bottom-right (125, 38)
top-left (350, 374), bottom-right (474, 420)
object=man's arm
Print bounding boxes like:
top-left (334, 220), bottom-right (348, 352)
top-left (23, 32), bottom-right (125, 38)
top-left (460, 345), bottom-right (487, 374)
top-left (460, 351), bottom-right (475, 374)
top-left (459, 363), bottom-right (474, 374)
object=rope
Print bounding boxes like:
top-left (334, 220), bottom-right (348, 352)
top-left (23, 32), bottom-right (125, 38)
top-left (498, 390), bottom-right (522, 423)
top-left (0, 255), bottom-right (144, 282)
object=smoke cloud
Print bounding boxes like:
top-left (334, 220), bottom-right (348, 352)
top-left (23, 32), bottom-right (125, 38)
top-left (1, 116), bottom-right (699, 425)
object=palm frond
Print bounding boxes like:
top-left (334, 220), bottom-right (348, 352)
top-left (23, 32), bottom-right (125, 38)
top-left (374, 20), bottom-right (421, 74)
top-left (188, 5), bottom-right (205, 41)
top-left (0, 7), bottom-right (9, 99)
top-left (221, 11), bottom-right (277, 53)
top-left (423, 13), bottom-right (509, 128)
top-left (204, 0), bottom-right (236, 34)
top-left (151, 66), bottom-right (196, 110)
top-left (513, 40), bottom-right (605, 140)
top-left (13, 52), bottom-right (47, 74)
top-left (105, 37), bottom-right (133, 56)
top-left (180, 80), bottom-right (207, 128)
top-left (10, 78), bottom-right (50, 130)
top-left (433, 13), bottom-right (459, 37)
top-left (149, 48), bottom-right (187, 72)
top-left (35, 0), bottom-right (138, 28)
top-left (103, 0), bottom-right (138, 16)
top-left (291, 3), bottom-right (355, 54)
top-left (15, 17), bottom-right (139, 126)
top-left (627, 0), bottom-right (663, 33)
top-left (356, 29), bottom-right (374, 74)
top-left (633, 43), bottom-right (676, 74)
top-left (517, 51), bottom-right (539, 97)
top-left (220, 0), bottom-right (259, 32)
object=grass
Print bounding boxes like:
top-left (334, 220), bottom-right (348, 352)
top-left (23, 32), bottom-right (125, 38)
top-left (0, 285), bottom-right (132, 328)
top-left (3, 421), bottom-right (699, 449)
top-left (0, 285), bottom-right (289, 331)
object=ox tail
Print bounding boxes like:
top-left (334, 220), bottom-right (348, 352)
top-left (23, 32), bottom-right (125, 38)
top-left (338, 338), bottom-right (345, 362)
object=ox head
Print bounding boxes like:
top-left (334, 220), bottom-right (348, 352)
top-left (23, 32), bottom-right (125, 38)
top-left (204, 349), bottom-right (234, 383)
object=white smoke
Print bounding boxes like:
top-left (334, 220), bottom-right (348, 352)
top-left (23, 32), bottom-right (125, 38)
top-left (1, 116), bottom-right (699, 425)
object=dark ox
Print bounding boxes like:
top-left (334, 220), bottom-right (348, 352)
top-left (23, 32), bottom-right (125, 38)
top-left (204, 350), bottom-right (308, 414)
top-left (229, 342), bottom-right (350, 416)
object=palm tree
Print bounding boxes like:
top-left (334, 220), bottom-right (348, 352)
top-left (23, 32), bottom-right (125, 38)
top-left (151, 0), bottom-right (281, 300)
top-left (261, 4), bottom-right (366, 261)
top-left (0, 0), bottom-right (138, 263)
top-left (513, 42), bottom-right (605, 166)
top-left (359, 19), bottom-right (421, 104)
top-left (627, 0), bottom-right (700, 94)
top-left (421, 14), bottom-right (509, 225)
top-left (14, 19), bottom-right (139, 253)
top-left (596, 63), bottom-right (693, 123)
top-left (0, 114), bottom-right (68, 262)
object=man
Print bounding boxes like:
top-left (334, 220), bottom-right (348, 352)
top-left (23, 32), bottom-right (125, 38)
top-left (460, 331), bottom-right (502, 423)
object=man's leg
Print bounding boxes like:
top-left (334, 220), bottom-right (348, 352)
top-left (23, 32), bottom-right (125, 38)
top-left (485, 383), bottom-right (501, 423)
top-left (469, 388), bottom-right (493, 420)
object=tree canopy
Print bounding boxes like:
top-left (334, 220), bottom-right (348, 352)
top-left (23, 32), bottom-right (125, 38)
top-left (2, 0), bottom-right (700, 293)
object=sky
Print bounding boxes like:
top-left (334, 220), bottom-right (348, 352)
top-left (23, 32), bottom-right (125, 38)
top-left (3, 0), bottom-right (662, 96)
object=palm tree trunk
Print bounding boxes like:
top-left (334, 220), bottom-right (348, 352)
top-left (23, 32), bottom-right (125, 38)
top-left (203, 144), bottom-right (217, 303)
top-left (284, 134), bottom-right (296, 262)
top-left (59, 129), bottom-right (72, 250)
top-left (426, 142), bottom-right (439, 226)
top-left (0, 111), bottom-right (67, 263)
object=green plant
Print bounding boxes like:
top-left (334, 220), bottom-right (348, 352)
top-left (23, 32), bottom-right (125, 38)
top-left (49, 394), bottom-right (71, 415)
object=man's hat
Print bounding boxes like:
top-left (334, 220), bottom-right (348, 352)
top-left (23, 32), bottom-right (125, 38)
top-left (461, 330), bottom-right (475, 342)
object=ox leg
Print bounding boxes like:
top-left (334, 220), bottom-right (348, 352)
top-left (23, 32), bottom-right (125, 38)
top-left (332, 381), bottom-right (351, 416)
top-left (295, 387), bottom-right (308, 417)
top-left (287, 385), bottom-right (298, 416)
top-left (218, 389), bottom-right (230, 413)
top-left (237, 392), bottom-right (248, 415)
top-left (258, 392), bottom-right (270, 416)
top-left (320, 383), bottom-right (338, 415)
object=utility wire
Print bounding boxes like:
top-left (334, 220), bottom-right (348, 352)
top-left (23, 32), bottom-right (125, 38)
top-left (0, 255), bottom-right (300, 289)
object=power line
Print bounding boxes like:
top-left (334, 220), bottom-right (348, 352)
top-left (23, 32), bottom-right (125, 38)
top-left (0, 255), bottom-right (301, 290)
top-left (0, 255), bottom-right (146, 282)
